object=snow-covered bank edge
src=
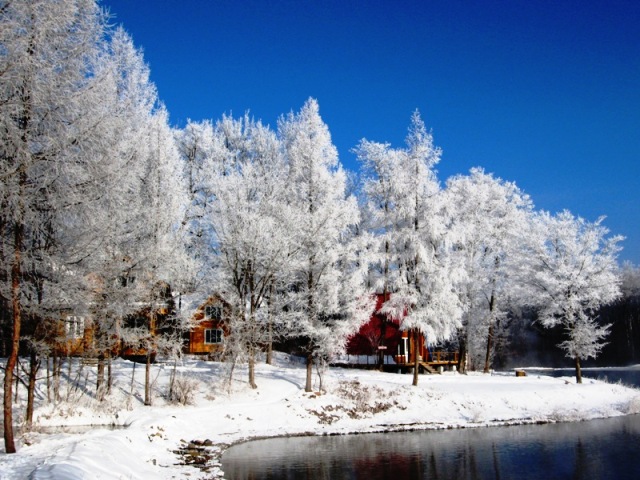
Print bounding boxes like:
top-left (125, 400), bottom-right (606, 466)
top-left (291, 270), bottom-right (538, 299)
top-left (2, 356), bottom-right (640, 479)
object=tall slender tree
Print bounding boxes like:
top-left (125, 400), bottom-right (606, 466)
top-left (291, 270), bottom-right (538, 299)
top-left (0, 0), bottom-right (111, 453)
top-left (359, 112), bottom-right (464, 386)
top-left (445, 168), bottom-right (532, 372)
top-left (204, 114), bottom-right (294, 388)
top-left (81, 26), bottom-right (163, 398)
top-left (279, 99), bottom-right (365, 392)
top-left (355, 140), bottom-right (405, 369)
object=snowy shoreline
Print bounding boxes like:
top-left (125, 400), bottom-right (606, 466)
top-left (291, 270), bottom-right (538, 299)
top-left (2, 356), bottom-right (640, 479)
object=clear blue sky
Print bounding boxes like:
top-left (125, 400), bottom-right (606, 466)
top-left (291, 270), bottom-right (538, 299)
top-left (102, 0), bottom-right (640, 264)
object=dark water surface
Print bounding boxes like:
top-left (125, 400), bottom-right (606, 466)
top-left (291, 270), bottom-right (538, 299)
top-left (222, 368), bottom-right (640, 480)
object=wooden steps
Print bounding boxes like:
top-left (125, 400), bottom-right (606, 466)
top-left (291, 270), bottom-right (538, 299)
top-left (419, 361), bottom-right (439, 374)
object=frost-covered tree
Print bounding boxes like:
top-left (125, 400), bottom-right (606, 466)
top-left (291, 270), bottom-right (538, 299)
top-left (0, 0), bottom-right (113, 453)
top-left (525, 211), bottom-right (623, 383)
top-left (175, 119), bottom-right (218, 282)
top-left (358, 111), bottom-right (464, 386)
top-left (203, 114), bottom-right (295, 389)
top-left (355, 138), bottom-right (406, 368)
top-left (125, 105), bottom-right (191, 405)
top-left (620, 262), bottom-right (640, 301)
top-left (279, 99), bottom-right (366, 392)
top-left (80, 27), bottom-right (164, 399)
top-left (445, 168), bottom-right (532, 372)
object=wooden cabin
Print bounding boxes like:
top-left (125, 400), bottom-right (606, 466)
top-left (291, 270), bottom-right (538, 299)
top-left (31, 313), bottom-right (94, 358)
top-left (35, 293), bottom-right (228, 361)
top-left (56, 315), bottom-right (93, 357)
top-left (346, 293), bottom-right (401, 359)
top-left (345, 293), bottom-right (458, 373)
top-left (183, 294), bottom-right (231, 356)
top-left (119, 307), bottom-right (160, 360)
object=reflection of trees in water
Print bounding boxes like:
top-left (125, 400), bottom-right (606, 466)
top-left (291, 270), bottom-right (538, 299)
top-left (223, 416), bottom-right (640, 479)
top-left (492, 443), bottom-right (502, 480)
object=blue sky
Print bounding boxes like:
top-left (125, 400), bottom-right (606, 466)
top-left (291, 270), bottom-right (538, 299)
top-left (102, 0), bottom-right (640, 264)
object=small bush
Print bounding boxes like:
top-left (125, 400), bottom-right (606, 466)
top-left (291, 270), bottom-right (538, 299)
top-left (332, 380), bottom-right (396, 418)
top-left (167, 375), bottom-right (199, 406)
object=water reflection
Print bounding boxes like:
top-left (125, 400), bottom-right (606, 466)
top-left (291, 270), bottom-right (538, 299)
top-left (223, 415), bottom-right (640, 480)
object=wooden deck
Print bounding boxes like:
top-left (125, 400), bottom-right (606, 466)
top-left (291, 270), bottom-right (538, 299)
top-left (333, 351), bottom-right (459, 374)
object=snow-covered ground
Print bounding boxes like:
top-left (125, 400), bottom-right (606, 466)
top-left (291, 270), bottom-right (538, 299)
top-left (1, 354), bottom-right (639, 479)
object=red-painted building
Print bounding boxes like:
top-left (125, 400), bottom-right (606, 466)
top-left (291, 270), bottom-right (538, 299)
top-left (346, 293), bottom-right (458, 370)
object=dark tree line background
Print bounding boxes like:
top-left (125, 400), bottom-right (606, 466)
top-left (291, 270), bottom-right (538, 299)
top-left (500, 272), bottom-right (640, 369)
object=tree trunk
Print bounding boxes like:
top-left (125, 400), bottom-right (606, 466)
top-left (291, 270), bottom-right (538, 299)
top-left (575, 355), bottom-right (583, 384)
top-left (248, 352), bottom-right (257, 389)
top-left (25, 349), bottom-right (39, 427)
top-left (144, 352), bottom-right (151, 405)
top-left (412, 329), bottom-right (420, 387)
top-left (305, 353), bottom-right (313, 392)
top-left (484, 324), bottom-right (494, 374)
top-left (96, 353), bottom-right (105, 401)
top-left (3, 218), bottom-right (24, 454)
top-left (484, 291), bottom-right (497, 374)
top-left (129, 360), bottom-right (136, 404)
top-left (53, 353), bottom-right (61, 402)
top-left (46, 355), bottom-right (51, 403)
top-left (169, 359), bottom-right (177, 400)
top-left (378, 320), bottom-right (387, 371)
top-left (458, 328), bottom-right (468, 374)
top-left (15, 364), bottom-right (20, 403)
top-left (107, 355), bottom-right (112, 394)
top-left (65, 356), bottom-right (72, 399)
top-left (266, 317), bottom-right (273, 365)
top-left (266, 293), bottom-right (273, 365)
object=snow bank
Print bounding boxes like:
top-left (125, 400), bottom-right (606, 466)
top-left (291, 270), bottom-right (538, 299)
top-left (1, 355), bottom-right (639, 479)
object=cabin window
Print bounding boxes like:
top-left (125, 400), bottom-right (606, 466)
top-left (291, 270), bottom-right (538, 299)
top-left (125, 316), bottom-right (148, 329)
top-left (204, 328), bottom-right (223, 344)
top-left (205, 305), bottom-right (222, 321)
top-left (65, 316), bottom-right (85, 339)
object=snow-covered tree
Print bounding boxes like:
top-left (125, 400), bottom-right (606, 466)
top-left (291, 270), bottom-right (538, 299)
top-left (78, 27), bottom-right (163, 399)
top-left (279, 99), bottom-right (367, 392)
top-left (125, 105), bottom-right (191, 405)
top-left (444, 168), bottom-right (532, 372)
top-left (0, 0), bottom-right (117, 453)
top-left (355, 138), bottom-right (406, 368)
top-left (175, 119), bottom-right (218, 284)
top-left (525, 211), bottom-right (623, 383)
top-left (358, 112), bottom-right (464, 386)
top-left (620, 262), bottom-right (640, 301)
top-left (203, 114), bottom-right (294, 388)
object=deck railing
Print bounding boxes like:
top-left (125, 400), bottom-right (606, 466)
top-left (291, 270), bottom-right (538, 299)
top-left (428, 351), bottom-right (459, 364)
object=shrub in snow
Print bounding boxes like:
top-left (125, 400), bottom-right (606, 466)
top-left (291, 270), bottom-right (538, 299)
top-left (167, 375), bottom-right (200, 406)
top-left (332, 380), bottom-right (398, 418)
